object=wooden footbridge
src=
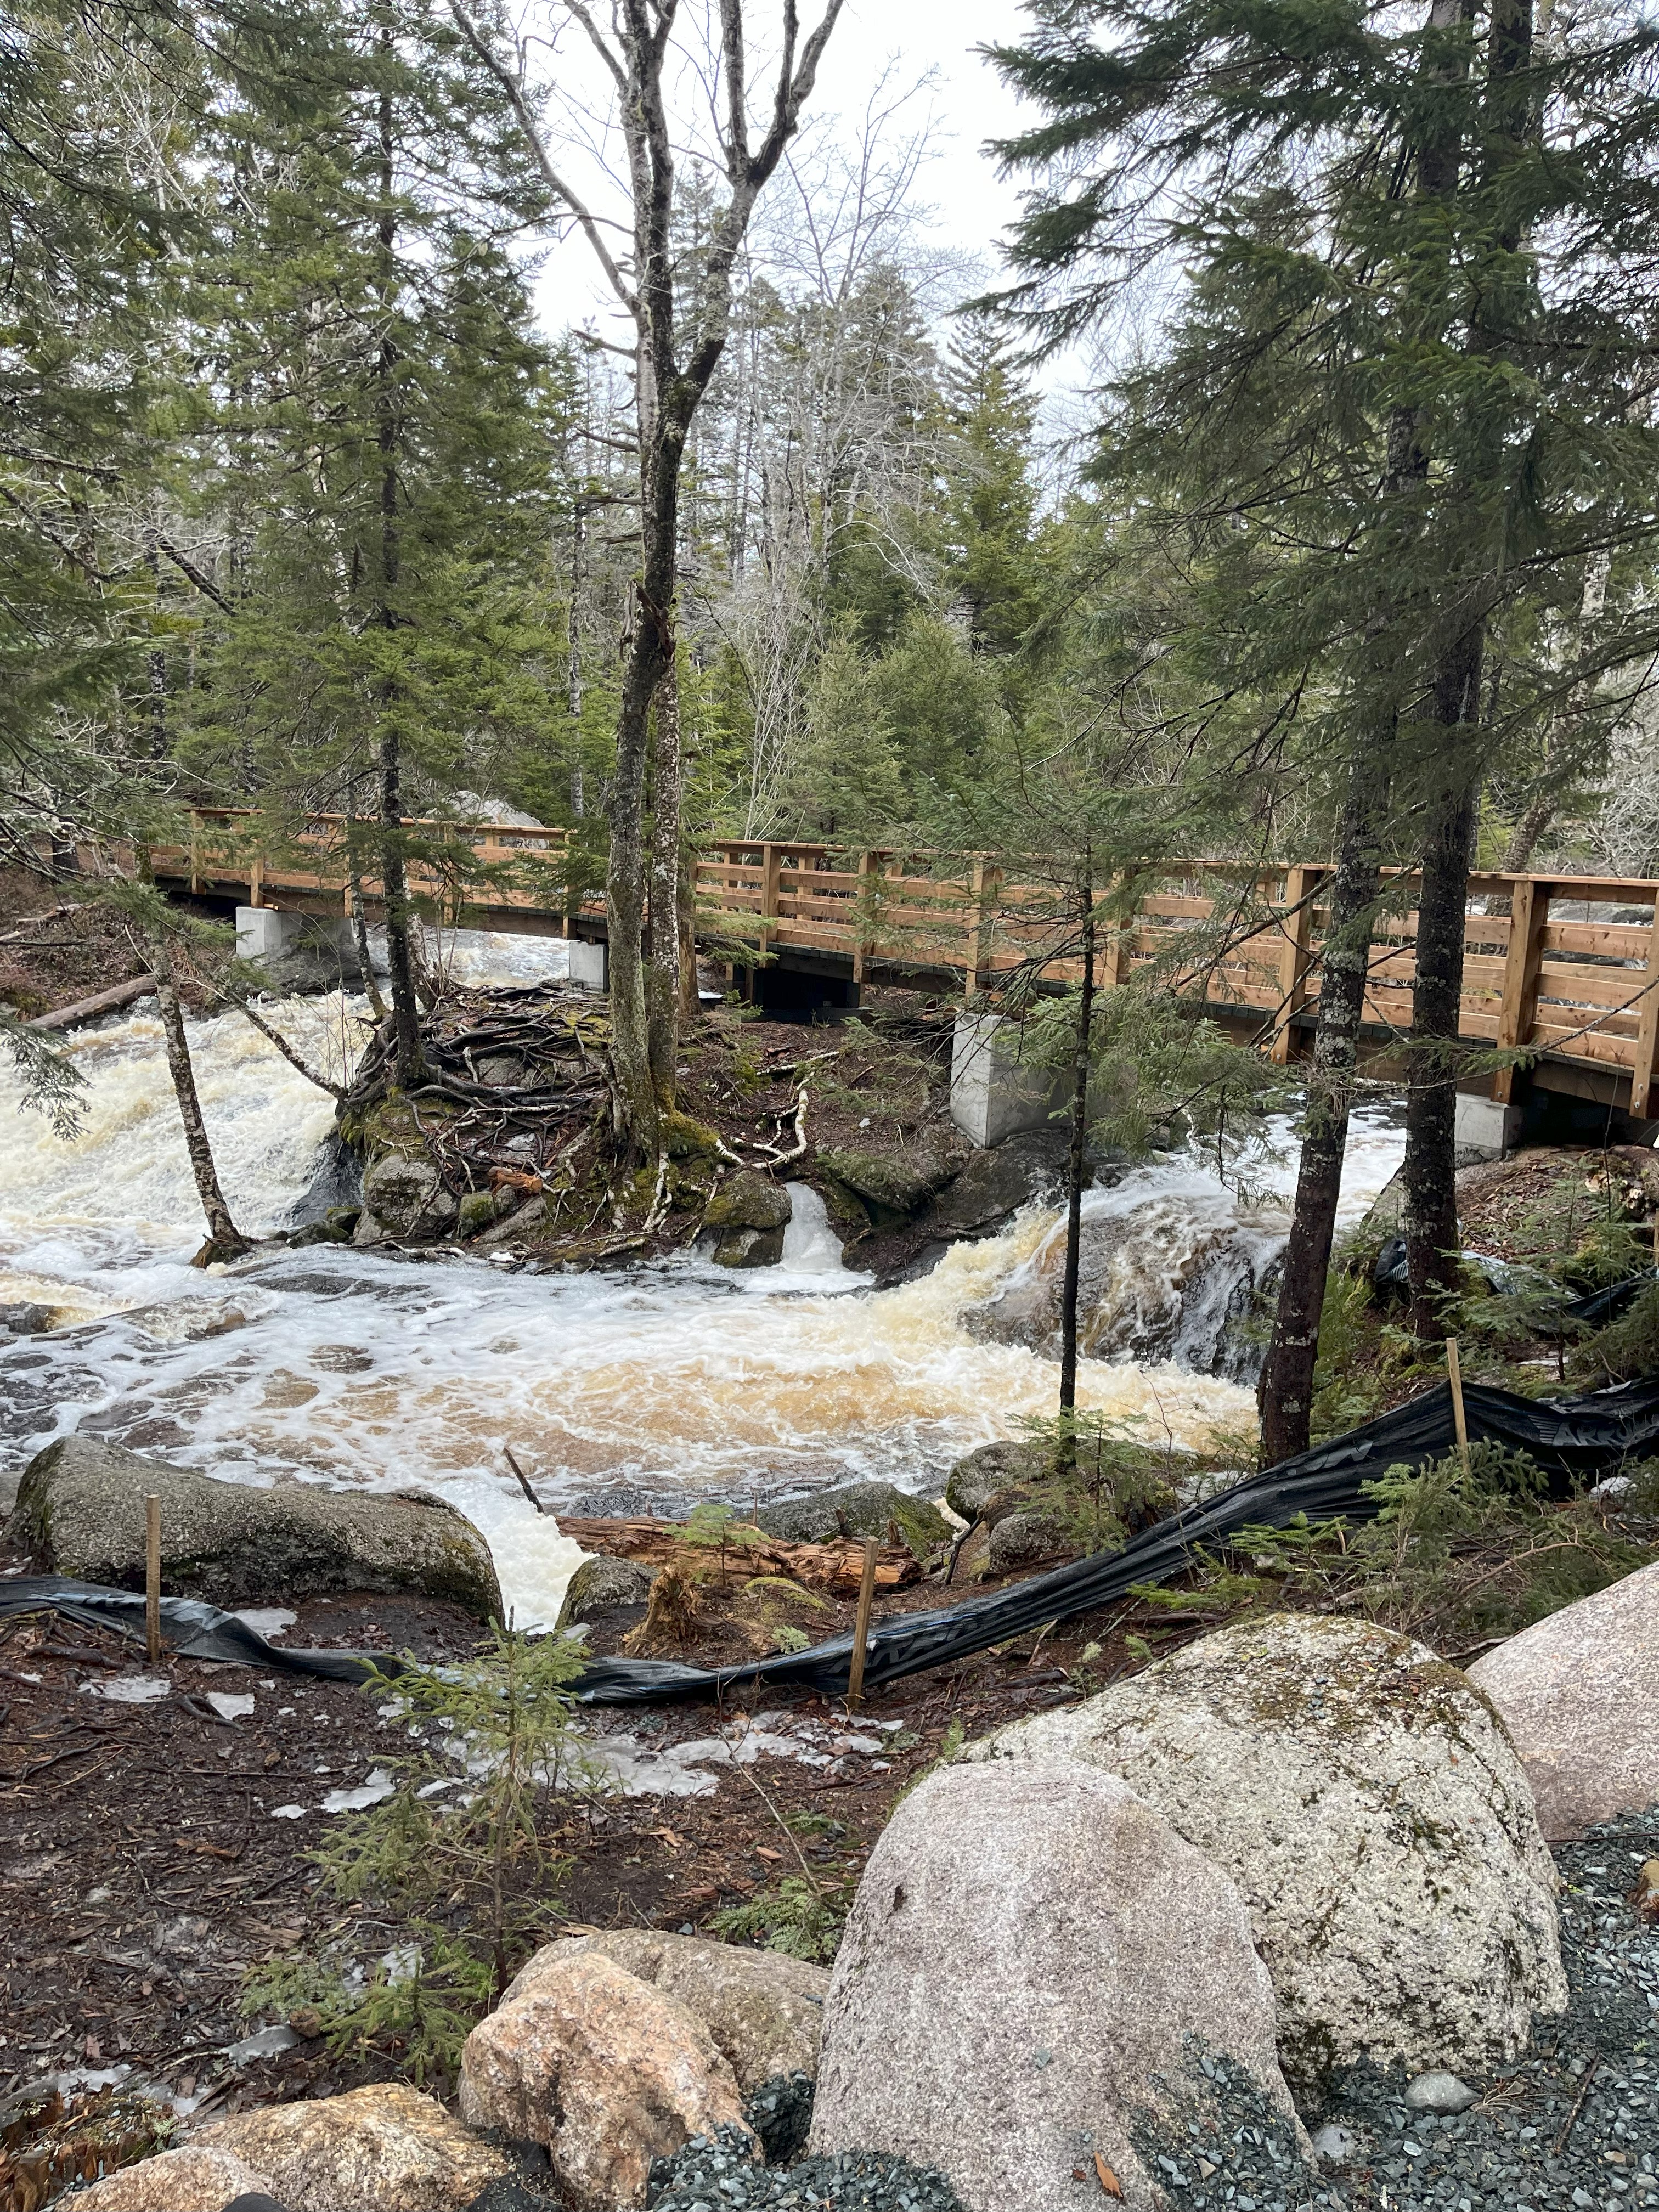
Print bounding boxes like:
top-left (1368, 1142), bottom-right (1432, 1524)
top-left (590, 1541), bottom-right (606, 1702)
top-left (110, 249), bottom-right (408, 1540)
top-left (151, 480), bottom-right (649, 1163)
top-left (144, 809), bottom-right (1659, 1119)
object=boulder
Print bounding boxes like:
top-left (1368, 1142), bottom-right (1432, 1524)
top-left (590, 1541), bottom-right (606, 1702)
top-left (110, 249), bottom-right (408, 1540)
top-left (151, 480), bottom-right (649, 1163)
top-left (984, 1506), bottom-right (1071, 1575)
top-left (712, 1224), bottom-right (786, 1268)
top-left (358, 1150), bottom-right (458, 1242)
top-left (969, 1611), bottom-right (1566, 2083)
top-left (1468, 1557), bottom-right (1659, 1839)
top-left (458, 1946), bottom-right (754, 2210)
top-left (12, 1435), bottom-right (503, 1618)
top-left (706, 1170), bottom-right (792, 1234)
top-left (69, 2148), bottom-right (279, 2210)
top-left (524, 1929), bottom-right (828, 2091)
top-left (921, 1127), bottom-right (1071, 1236)
top-left (757, 1479), bottom-right (952, 1559)
top-left (808, 1760), bottom-right (1302, 2212)
top-left (943, 1439), bottom-right (1047, 1523)
top-left (554, 1553), bottom-right (658, 1631)
top-left (817, 1143), bottom-right (960, 1221)
top-left (197, 2083), bottom-right (509, 2212)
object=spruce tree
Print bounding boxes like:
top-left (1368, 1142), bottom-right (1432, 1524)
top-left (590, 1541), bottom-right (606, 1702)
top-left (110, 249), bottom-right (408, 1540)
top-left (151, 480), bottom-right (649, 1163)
top-left (989, 0), bottom-right (1659, 1454)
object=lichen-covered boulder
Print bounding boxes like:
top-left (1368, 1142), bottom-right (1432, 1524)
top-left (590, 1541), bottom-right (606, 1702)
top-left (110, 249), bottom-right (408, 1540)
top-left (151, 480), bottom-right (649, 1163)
top-left (13, 1435), bottom-right (502, 1618)
top-left (943, 1438), bottom-right (1046, 1523)
top-left (969, 1612), bottom-right (1566, 2083)
top-left (554, 1552), bottom-right (658, 1630)
top-left (712, 1223), bottom-right (786, 1268)
top-left (70, 2148), bottom-right (279, 2210)
top-left (358, 1150), bottom-right (458, 1241)
top-left (757, 1479), bottom-right (951, 1559)
top-left (524, 1929), bottom-right (829, 2092)
top-left (198, 2083), bottom-right (509, 2211)
top-left (1469, 1557), bottom-right (1659, 1838)
top-left (984, 1505), bottom-right (1071, 1575)
top-left (459, 1947), bottom-right (754, 2209)
top-left (817, 1144), bottom-right (960, 1221)
top-left (809, 1760), bottom-right (1303, 2212)
top-left (706, 1170), bottom-right (792, 1234)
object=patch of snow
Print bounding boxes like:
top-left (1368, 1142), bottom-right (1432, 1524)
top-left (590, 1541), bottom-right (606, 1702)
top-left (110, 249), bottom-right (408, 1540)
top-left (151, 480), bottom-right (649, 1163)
top-left (83, 1675), bottom-right (170, 1704)
top-left (588, 1709), bottom-right (906, 1798)
top-left (321, 1767), bottom-right (395, 1813)
top-left (233, 1607), bottom-right (297, 1639)
top-left (224, 2024), bottom-right (297, 2066)
top-left (270, 1803), bottom-right (306, 1820)
top-left (206, 1691), bottom-right (255, 1721)
top-left (380, 1943), bottom-right (421, 1987)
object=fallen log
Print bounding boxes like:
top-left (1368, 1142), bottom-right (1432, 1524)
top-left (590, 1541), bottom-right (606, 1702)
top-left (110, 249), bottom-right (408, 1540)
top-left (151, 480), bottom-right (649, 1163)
top-left (25, 974), bottom-right (157, 1031)
top-left (553, 1515), bottom-right (921, 1594)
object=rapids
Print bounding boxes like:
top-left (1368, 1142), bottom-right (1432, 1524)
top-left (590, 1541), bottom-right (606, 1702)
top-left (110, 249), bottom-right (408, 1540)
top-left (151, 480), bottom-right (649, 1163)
top-left (0, 945), bottom-right (1404, 1627)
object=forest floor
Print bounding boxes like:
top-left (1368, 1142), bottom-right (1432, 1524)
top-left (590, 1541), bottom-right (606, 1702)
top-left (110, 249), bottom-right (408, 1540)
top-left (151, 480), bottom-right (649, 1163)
top-left (0, 870), bottom-right (159, 1023)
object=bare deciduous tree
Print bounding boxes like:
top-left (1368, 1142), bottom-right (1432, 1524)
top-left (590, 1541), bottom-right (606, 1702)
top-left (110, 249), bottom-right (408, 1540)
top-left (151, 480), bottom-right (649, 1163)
top-left (450, 0), bottom-right (844, 1154)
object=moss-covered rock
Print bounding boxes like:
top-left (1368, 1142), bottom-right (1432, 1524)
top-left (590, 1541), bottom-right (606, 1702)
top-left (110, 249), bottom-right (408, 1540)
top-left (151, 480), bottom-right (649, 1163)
top-left (12, 1434), bottom-right (503, 1618)
top-left (757, 1479), bottom-right (952, 1560)
top-left (555, 1553), bottom-right (658, 1630)
top-left (945, 1440), bottom-right (1048, 1523)
top-left (706, 1171), bottom-right (792, 1234)
top-left (816, 1145), bottom-right (958, 1222)
top-left (662, 1111), bottom-right (723, 1162)
top-left (712, 1224), bottom-right (786, 1268)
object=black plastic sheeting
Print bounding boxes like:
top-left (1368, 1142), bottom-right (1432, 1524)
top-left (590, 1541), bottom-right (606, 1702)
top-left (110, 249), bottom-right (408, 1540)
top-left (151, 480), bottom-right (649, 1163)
top-left (1373, 1240), bottom-right (1655, 1333)
top-left (4, 1372), bottom-right (1657, 1706)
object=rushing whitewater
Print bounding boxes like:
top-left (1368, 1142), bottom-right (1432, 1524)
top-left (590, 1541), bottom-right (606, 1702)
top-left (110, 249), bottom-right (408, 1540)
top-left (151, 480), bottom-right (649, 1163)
top-left (0, 948), bottom-right (1403, 1625)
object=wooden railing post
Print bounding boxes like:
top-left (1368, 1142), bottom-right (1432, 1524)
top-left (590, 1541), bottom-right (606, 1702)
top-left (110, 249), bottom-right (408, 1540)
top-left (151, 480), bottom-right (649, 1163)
top-left (1270, 864), bottom-right (1317, 1064)
top-left (758, 843), bottom-right (780, 969)
top-left (1494, 876), bottom-right (1549, 1107)
top-left (963, 858), bottom-right (1001, 1002)
top-left (1100, 873), bottom-right (1127, 991)
top-left (851, 851), bottom-right (878, 984)
top-left (1630, 890), bottom-right (1659, 1118)
top-left (248, 850), bottom-right (263, 909)
top-left (188, 810), bottom-right (201, 895)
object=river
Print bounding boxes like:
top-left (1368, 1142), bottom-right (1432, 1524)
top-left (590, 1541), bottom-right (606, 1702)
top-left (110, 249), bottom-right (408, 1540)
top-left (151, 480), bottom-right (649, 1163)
top-left (0, 947), bottom-right (1404, 1627)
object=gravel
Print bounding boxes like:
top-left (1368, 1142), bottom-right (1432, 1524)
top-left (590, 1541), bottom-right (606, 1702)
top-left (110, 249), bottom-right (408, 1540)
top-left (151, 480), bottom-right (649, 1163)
top-left (642, 1812), bottom-right (1658, 2212)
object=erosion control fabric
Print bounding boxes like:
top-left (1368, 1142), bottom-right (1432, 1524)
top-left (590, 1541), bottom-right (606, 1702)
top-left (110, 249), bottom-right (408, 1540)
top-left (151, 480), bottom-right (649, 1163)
top-left (4, 1372), bottom-right (1658, 1702)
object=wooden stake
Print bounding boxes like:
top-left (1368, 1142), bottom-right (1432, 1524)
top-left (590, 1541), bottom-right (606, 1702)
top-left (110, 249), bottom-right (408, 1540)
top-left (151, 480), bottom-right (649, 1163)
top-left (846, 1537), bottom-right (879, 1711)
top-left (1446, 1337), bottom-right (1471, 1474)
top-left (504, 1447), bottom-right (545, 1514)
top-left (144, 1494), bottom-right (162, 1666)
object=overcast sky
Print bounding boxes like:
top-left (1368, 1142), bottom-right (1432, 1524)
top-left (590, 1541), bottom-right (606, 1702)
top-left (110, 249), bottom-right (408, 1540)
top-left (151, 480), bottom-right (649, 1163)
top-left (526, 0), bottom-right (1038, 343)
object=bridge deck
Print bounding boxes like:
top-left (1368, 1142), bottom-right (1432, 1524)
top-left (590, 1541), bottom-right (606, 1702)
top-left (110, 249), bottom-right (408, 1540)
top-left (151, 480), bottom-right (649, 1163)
top-left (142, 811), bottom-right (1659, 1115)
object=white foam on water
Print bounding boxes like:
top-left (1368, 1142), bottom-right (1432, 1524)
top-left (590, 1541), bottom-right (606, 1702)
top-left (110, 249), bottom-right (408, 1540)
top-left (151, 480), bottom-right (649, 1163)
top-left (0, 982), bottom-right (1406, 1631)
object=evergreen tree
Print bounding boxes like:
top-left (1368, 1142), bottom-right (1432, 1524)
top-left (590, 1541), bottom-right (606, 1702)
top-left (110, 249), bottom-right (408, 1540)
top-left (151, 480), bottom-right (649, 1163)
top-left (989, 0), bottom-right (1659, 1455)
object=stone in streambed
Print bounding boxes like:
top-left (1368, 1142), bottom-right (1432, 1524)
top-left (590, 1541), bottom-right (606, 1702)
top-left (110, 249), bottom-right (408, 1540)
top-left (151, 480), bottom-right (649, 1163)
top-left (1468, 1555), bottom-right (1659, 1838)
top-left (554, 1553), bottom-right (658, 1630)
top-left (706, 1170), bottom-right (792, 1233)
top-left (816, 1144), bottom-right (960, 1221)
top-left (12, 1434), bottom-right (502, 1618)
top-left (357, 1150), bottom-right (458, 1242)
top-left (808, 1759), bottom-right (1303, 2212)
top-left (712, 1223), bottom-right (786, 1268)
top-left (968, 1611), bottom-right (1566, 2084)
top-left (757, 1479), bottom-right (952, 1559)
top-left (459, 1947), bottom-right (755, 2210)
top-left (921, 1126), bottom-right (1072, 1236)
top-left (197, 2082), bottom-right (509, 2211)
top-left (68, 2148), bottom-right (280, 2210)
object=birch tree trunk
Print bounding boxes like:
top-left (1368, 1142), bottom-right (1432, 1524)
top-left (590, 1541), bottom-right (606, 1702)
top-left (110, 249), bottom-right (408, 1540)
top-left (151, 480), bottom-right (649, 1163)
top-left (145, 928), bottom-right (250, 1261)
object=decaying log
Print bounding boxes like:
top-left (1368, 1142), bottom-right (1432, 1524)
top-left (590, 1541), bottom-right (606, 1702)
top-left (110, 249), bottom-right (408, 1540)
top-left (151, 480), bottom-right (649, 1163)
top-left (553, 1515), bottom-right (921, 1594)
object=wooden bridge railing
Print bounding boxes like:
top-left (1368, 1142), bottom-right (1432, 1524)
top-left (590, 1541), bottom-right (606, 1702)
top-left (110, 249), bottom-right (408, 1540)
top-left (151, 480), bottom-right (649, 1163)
top-left (145, 813), bottom-right (1659, 1113)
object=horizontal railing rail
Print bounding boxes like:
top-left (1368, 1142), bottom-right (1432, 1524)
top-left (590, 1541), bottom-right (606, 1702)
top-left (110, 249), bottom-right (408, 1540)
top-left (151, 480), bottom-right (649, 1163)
top-left (136, 814), bottom-right (1659, 1113)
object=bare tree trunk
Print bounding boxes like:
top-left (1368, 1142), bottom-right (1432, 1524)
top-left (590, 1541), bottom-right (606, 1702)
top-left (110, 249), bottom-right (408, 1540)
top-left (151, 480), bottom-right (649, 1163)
top-left (1059, 851), bottom-right (1097, 1454)
top-left (646, 653), bottom-right (683, 1097)
top-left (374, 42), bottom-right (426, 1088)
top-left (1258, 763), bottom-right (1387, 1464)
top-left (1403, 632), bottom-right (1483, 1337)
top-left (568, 497), bottom-right (586, 821)
top-left (344, 807), bottom-right (389, 1022)
top-left (145, 929), bottom-right (250, 1261)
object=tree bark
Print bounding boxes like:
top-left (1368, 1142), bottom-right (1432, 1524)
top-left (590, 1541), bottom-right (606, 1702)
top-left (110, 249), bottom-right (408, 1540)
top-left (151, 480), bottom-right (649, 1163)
top-left (1258, 763), bottom-right (1387, 1464)
top-left (145, 929), bottom-right (250, 1260)
top-left (645, 652), bottom-right (683, 1099)
top-left (373, 46), bottom-right (426, 1088)
top-left (568, 496), bottom-right (586, 821)
top-left (1059, 851), bottom-right (1097, 1448)
top-left (344, 806), bottom-right (388, 1022)
top-left (1403, 631), bottom-right (1484, 1338)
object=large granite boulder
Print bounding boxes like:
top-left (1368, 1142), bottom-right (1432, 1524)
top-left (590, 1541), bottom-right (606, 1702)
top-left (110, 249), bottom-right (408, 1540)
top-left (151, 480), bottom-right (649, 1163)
top-left (970, 1612), bottom-right (1566, 2083)
top-left (70, 2148), bottom-right (279, 2210)
top-left (1469, 1558), bottom-right (1659, 1839)
top-left (921, 1127), bottom-right (1071, 1237)
top-left (757, 1479), bottom-right (952, 1559)
top-left (197, 2083), bottom-right (508, 2211)
top-left (11, 1435), bottom-right (502, 1618)
top-left (458, 1946), bottom-right (754, 2209)
top-left (943, 1438), bottom-right (1047, 1523)
top-left (522, 1929), bottom-right (828, 2092)
top-left (356, 1150), bottom-right (458, 1242)
top-left (706, 1170), bottom-right (792, 1233)
top-left (554, 1553), bottom-right (657, 1631)
top-left (808, 1760), bottom-right (1302, 2212)
top-left (817, 1143), bottom-right (960, 1222)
